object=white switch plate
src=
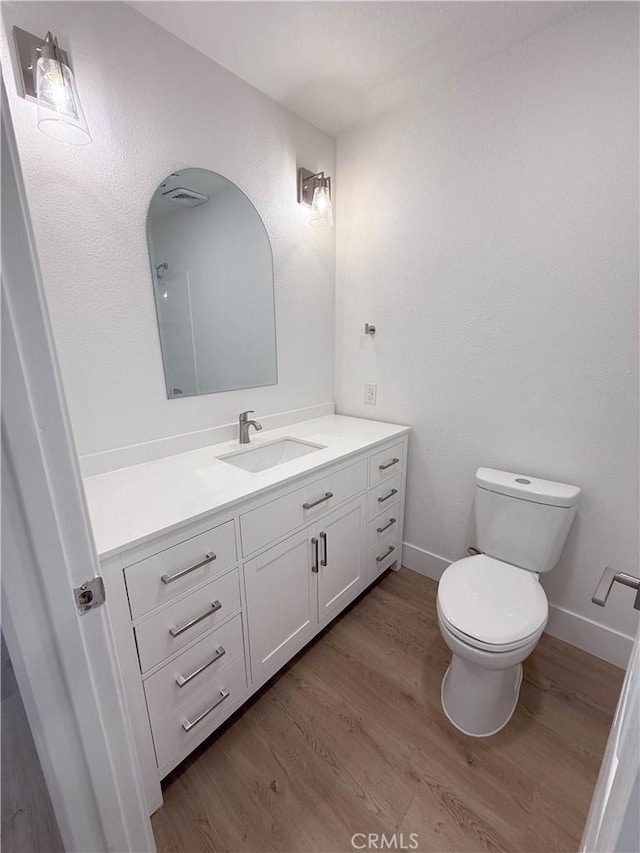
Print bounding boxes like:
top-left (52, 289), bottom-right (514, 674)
top-left (364, 383), bottom-right (377, 405)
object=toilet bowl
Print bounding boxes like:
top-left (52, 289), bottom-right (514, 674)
top-left (436, 467), bottom-right (580, 737)
top-left (436, 554), bottom-right (547, 736)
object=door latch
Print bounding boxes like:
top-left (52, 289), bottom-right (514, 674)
top-left (74, 576), bottom-right (106, 613)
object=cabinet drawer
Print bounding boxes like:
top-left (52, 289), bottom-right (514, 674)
top-left (143, 614), bottom-right (244, 728)
top-left (369, 442), bottom-right (405, 486)
top-left (368, 473), bottom-right (403, 520)
top-left (125, 520), bottom-right (237, 619)
top-left (152, 655), bottom-right (247, 770)
top-left (240, 459), bottom-right (367, 556)
top-left (369, 535), bottom-right (400, 578)
top-left (135, 569), bottom-right (241, 672)
top-left (367, 502), bottom-right (401, 549)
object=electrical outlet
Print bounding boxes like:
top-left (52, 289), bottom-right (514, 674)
top-left (364, 383), bottom-right (377, 405)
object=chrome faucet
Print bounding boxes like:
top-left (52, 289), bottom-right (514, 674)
top-left (238, 410), bottom-right (263, 444)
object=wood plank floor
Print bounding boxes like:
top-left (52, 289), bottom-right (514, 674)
top-left (1, 634), bottom-right (63, 853)
top-left (152, 569), bottom-right (624, 853)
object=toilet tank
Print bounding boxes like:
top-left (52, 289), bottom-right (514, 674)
top-left (475, 468), bottom-right (581, 573)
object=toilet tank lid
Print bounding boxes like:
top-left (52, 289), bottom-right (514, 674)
top-left (475, 467), bottom-right (581, 508)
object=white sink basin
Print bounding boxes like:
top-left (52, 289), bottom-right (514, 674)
top-left (219, 438), bottom-right (326, 473)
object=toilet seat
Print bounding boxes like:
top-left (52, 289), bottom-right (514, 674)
top-left (438, 604), bottom-right (544, 653)
top-left (437, 554), bottom-right (548, 651)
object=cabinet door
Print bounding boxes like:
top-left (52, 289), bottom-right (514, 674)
top-left (317, 497), bottom-right (365, 625)
top-left (244, 528), bottom-right (317, 683)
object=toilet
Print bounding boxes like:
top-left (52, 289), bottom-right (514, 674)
top-left (437, 467), bottom-right (581, 737)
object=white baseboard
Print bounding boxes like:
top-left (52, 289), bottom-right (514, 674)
top-left (545, 605), bottom-right (632, 669)
top-left (80, 402), bottom-right (336, 477)
top-left (402, 541), bottom-right (450, 581)
top-left (402, 541), bottom-right (632, 669)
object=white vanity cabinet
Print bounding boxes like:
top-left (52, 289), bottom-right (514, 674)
top-left (90, 418), bottom-right (408, 814)
top-left (316, 495), bottom-right (365, 623)
top-left (244, 492), bottom-right (366, 682)
top-left (243, 525), bottom-right (317, 681)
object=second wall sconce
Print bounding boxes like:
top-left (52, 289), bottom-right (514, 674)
top-left (13, 26), bottom-right (91, 145)
top-left (297, 167), bottom-right (333, 228)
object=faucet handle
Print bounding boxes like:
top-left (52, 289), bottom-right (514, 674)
top-left (239, 410), bottom-right (255, 419)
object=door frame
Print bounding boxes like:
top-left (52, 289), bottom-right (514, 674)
top-left (580, 622), bottom-right (639, 852)
top-left (1, 83), bottom-right (155, 852)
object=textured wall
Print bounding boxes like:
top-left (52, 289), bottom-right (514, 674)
top-left (336, 3), bottom-right (639, 641)
top-left (1, 1), bottom-right (335, 456)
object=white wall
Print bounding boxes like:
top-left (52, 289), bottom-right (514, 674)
top-left (336, 3), bottom-right (639, 653)
top-left (1, 1), bottom-right (335, 457)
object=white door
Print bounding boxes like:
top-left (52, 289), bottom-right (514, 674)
top-left (317, 497), bottom-right (365, 624)
top-left (244, 527), bottom-right (318, 681)
top-left (1, 88), bottom-right (154, 852)
top-left (581, 616), bottom-right (640, 852)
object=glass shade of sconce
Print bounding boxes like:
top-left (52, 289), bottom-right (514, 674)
top-left (36, 32), bottom-right (91, 145)
top-left (298, 168), bottom-right (333, 228)
top-left (310, 182), bottom-right (334, 228)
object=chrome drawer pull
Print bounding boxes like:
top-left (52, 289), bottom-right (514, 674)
top-left (303, 491), bottom-right (334, 510)
top-left (311, 537), bottom-right (319, 573)
top-left (376, 545), bottom-right (396, 563)
top-left (379, 457), bottom-right (400, 471)
top-left (378, 488), bottom-right (398, 504)
top-left (175, 646), bottom-right (226, 687)
top-left (376, 517), bottom-right (397, 534)
top-left (161, 551), bottom-right (217, 585)
top-left (182, 689), bottom-right (230, 732)
top-left (169, 601), bottom-right (222, 638)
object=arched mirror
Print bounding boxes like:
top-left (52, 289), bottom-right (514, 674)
top-left (147, 168), bottom-right (277, 398)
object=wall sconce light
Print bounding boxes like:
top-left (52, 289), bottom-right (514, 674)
top-left (297, 167), bottom-right (333, 227)
top-left (13, 26), bottom-right (91, 145)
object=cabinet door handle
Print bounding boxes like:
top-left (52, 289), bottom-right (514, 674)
top-left (169, 601), bottom-right (222, 637)
top-left (379, 457), bottom-right (400, 471)
top-left (376, 544), bottom-right (396, 563)
top-left (175, 646), bottom-right (226, 687)
top-left (311, 537), bottom-right (319, 573)
top-left (161, 551), bottom-right (217, 585)
top-left (376, 517), bottom-right (397, 534)
top-left (303, 491), bottom-right (333, 510)
top-left (320, 531), bottom-right (328, 567)
top-left (378, 488), bottom-right (398, 504)
top-left (182, 689), bottom-right (230, 732)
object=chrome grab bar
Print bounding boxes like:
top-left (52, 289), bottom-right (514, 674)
top-left (169, 600), bottom-right (222, 637)
top-left (161, 551), bottom-right (217, 585)
top-left (182, 689), bottom-right (230, 732)
top-left (592, 567), bottom-right (640, 610)
top-left (175, 646), bottom-right (226, 687)
top-left (378, 488), bottom-right (398, 504)
top-left (376, 517), bottom-right (397, 534)
top-left (379, 457), bottom-right (400, 471)
top-left (376, 544), bottom-right (396, 563)
top-left (303, 491), bottom-right (333, 510)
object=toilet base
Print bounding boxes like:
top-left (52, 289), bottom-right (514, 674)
top-left (441, 657), bottom-right (523, 738)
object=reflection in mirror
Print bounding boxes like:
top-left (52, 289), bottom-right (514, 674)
top-left (147, 168), bottom-right (277, 398)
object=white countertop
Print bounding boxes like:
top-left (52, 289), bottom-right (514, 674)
top-left (83, 415), bottom-right (409, 559)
